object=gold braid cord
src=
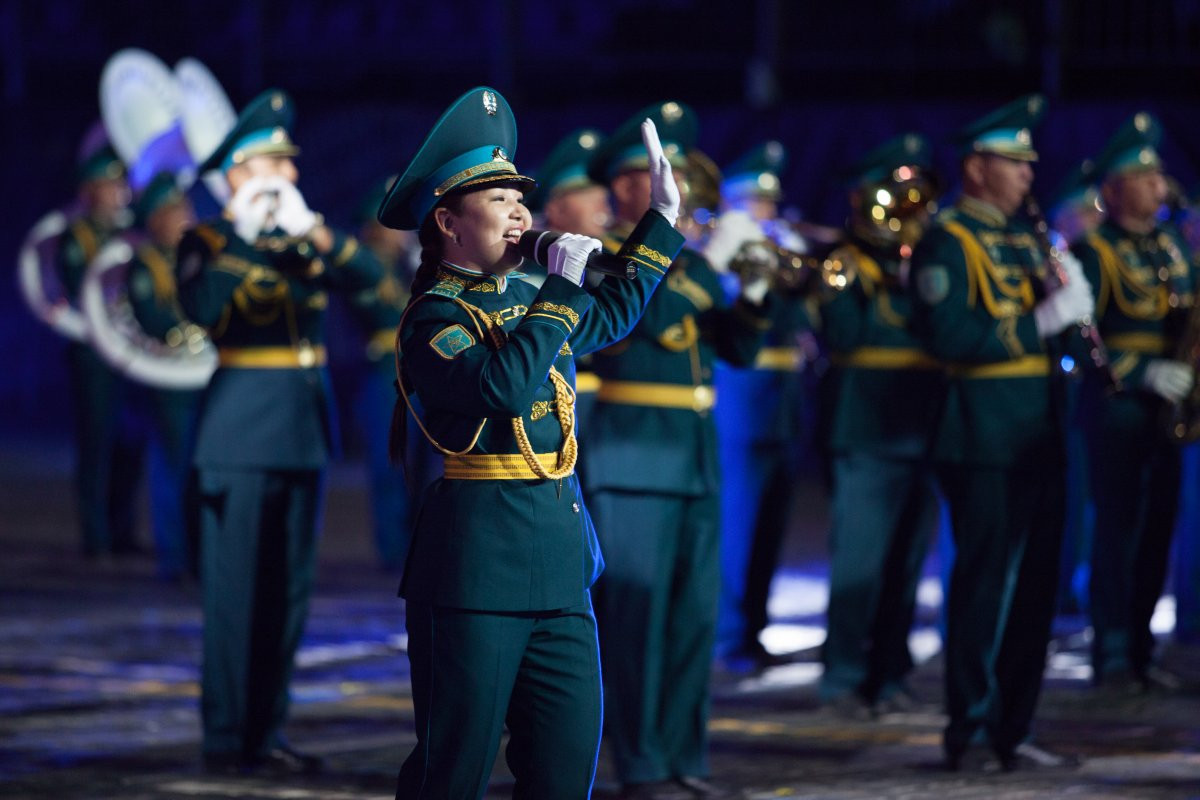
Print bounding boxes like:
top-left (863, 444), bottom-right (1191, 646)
top-left (512, 365), bottom-right (577, 479)
top-left (395, 295), bottom-right (578, 477)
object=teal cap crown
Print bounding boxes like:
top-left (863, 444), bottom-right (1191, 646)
top-left (1049, 159), bottom-right (1100, 212)
top-left (132, 171), bottom-right (185, 225)
top-left (586, 101), bottom-right (696, 185)
top-left (957, 94), bottom-right (1046, 162)
top-left (198, 89), bottom-right (299, 174)
top-left (525, 128), bottom-right (605, 213)
top-left (1094, 112), bottom-right (1163, 179)
top-left (845, 132), bottom-right (932, 186)
top-left (378, 87), bottom-right (535, 231)
top-left (721, 141), bottom-right (787, 201)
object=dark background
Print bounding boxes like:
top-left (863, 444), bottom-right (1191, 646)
top-left (3, 0), bottom-right (1199, 439)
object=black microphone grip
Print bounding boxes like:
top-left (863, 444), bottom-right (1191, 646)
top-left (518, 230), bottom-right (639, 279)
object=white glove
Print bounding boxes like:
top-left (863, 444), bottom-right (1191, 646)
top-left (642, 119), bottom-right (680, 227)
top-left (1056, 249), bottom-right (1086, 289)
top-left (1143, 359), bottom-right (1196, 403)
top-left (546, 232), bottom-right (601, 287)
top-left (1033, 273), bottom-right (1095, 338)
top-left (271, 179), bottom-right (320, 237)
top-left (741, 275), bottom-right (770, 304)
top-left (227, 175), bottom-right (277, 244)
top-left (703, 210), bottom-right (765, 273)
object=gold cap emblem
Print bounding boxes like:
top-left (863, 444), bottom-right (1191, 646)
top-left (661, 102), bottom-right (683, 123)
top-left (271, 93), bottom-right (284, 111)
top-left (579, 132), bottom-right (598, 149)
top-left (492, 146), bottom-right (510, 162)
top-left (1134, 112), bottom-right (1151, 132)
top-left (483, 91), bottom-right (498, 116)
top-left (1016, 128), bottom-right (1031, 146)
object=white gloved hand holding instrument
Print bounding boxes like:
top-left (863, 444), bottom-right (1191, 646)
top-left (1143, 359), bottom-right (1196, 404)
top-left (227, 175), bottom-right (278, 244)
top-left (1034, 250), bottom-right (1095, 338)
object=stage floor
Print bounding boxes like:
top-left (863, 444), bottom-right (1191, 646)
top-left (1, 442), bottom-right (1198, 799)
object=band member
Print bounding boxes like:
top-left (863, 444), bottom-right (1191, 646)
top-left (57, 129), bottom-right (144, 560)
top-left (125, 171), bottom-right (205, 580)
top-left (526, 128), bottom-right (612, 436)
top-left (176, 89), bottom-right (382, 773)
top-left (1072, 113), bottom-right (1197, 692)
top-left (909, 95), bottom-right (1094, 770)
top-left (708, 142), bottom-right (812, 674)
top-left (815, 134), bottom-right (942, 715)
top-left (378, 87), bottom-right (683, 798)
top-left (345, 177), bottom-right (423, 572)
top-left (585, 103), bottom-right (771, 799)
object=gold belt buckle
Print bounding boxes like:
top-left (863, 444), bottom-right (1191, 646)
top-left (297, 340), bottom-right (316, 368)
top-left (693, 385), bottom-right (714, 412)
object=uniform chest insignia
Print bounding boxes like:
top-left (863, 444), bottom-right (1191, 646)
top-left (917, 265), bottom-right (950, 304)
top-left (429, 324), bottom-right (476, 360)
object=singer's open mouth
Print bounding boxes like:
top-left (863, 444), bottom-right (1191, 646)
top-left (502, 228), bottom-right (525, 244)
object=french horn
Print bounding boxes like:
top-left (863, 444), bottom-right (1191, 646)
top-left (17, 209), bottom-right (89, 342)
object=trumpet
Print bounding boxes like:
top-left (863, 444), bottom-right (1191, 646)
top-left (728, 237), bottom-right (855, 294)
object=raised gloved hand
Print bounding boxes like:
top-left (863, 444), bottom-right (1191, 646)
top-left (228, 175), bottom-right (277, 244)
top-left (642, 119), bottom-right (680, 227)
top-left (1033, 270), bottom-right (1095, 338)
top-left (1143, 359), bottom-right (1196, 403)
top-left (1056, 249), bottom-right (1087, 289)
top-left (271, 178), bottom-right (321, 238)
top-left (703, 210), bottom-right (765, 273)
top-left (546, 232), bottom-right (602, 287)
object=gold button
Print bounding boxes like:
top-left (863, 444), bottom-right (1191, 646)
top-left (298, 340), bottom-right (315, 367)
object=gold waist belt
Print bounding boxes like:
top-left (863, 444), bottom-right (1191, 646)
top-left (950, 354), bottom-right (1049, 379)
top-left (597, 380), bottom-right (716, 412)
top-left (218, 344), bottom-right (327, 368)
top-left (1105, 332), bottom-right (1170, 354)
top-left (442, 452), bottom-right (569, 480)
top-left (831, 346), bottom-right (941, 371)
top-left (575, 371), bottom-right (601, 393)
top-left (754, 347), bottom-right (805, 371)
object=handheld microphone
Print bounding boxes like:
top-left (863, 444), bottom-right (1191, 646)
top-left (518, 230), bottom-right (639, 279)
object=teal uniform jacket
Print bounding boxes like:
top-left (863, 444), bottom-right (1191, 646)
top-left (909, 196), bottom-right (1066, 759)
top-left (1071, 219), bottom-right (1195, 678)
top-left (584, 233), bottom-right (772, 496)
top-left (398, 210), bottom-right (685, 612)
top-left (345, 250), bottom-right (408, 366)
top-left (127, 241), bottom-right (204, 579)
top-left (821, 238), bottom-right (944, 458)
top-left (176, 220), bottom-right (383, 468)
top-left (1072, 219), bottom-right (1195, 420)
top-left (909, 198), bottom-right (1061, 465)
top-left (815, 235), bottom-right (942, 703)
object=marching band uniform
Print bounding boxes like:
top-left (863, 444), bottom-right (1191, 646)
top-left (909, 96), bottom-right (1089, 769)
top-left (584, 103), bottom-right (770, 797)
top-left (177, 90), bottom-right (382, 771)
top-left (379, 87), bottom-right (684, 799)
top-left (816, 134), bottom-right (942, 713)
top-left (57, 139), bottom-right (144, 559)
top-left (126, 172), bottom-right (205, 580)
top-left (1071, 113), bottom-right (1197, 690)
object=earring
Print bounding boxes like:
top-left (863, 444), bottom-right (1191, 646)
top-left (451, 233), bottom-right (460, 245)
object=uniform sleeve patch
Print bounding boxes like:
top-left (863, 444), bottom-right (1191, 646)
top-left (429, 324), bottom-right (476, 360)
top-left (916, 265), bottom-right (950, 305)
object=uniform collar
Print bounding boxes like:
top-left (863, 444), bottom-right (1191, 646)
top-left (439, 259), bottom-right (507, 293)
top-left (956, 195), bottom-right (1008, 228)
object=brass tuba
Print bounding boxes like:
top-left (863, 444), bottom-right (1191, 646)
top-left (728, 237), bottom-right (856, 294)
